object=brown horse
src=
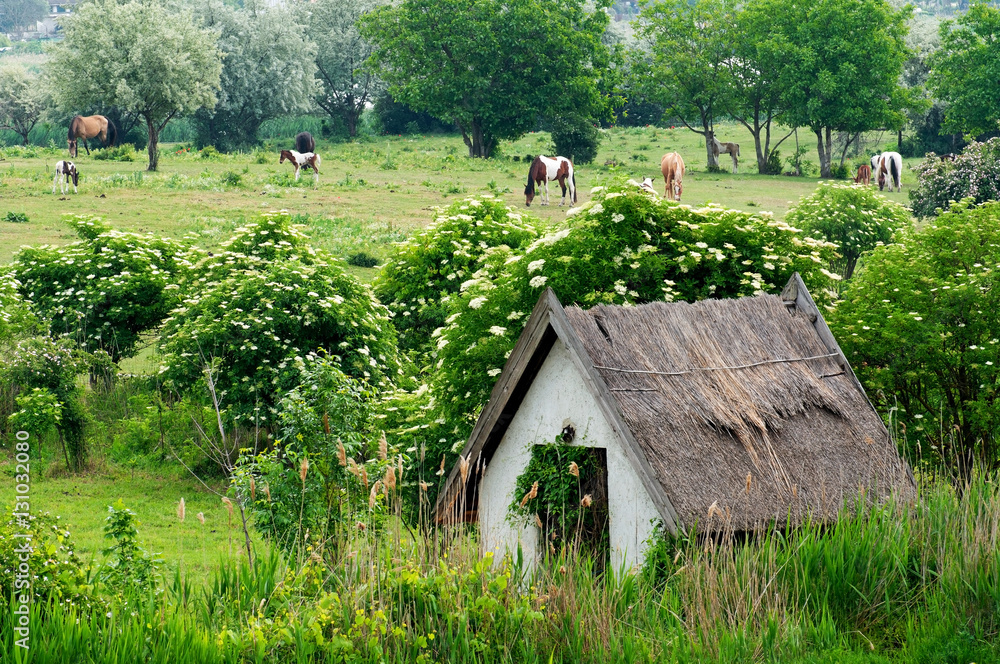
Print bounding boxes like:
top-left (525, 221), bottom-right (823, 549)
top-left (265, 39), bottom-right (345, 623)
top-left (295, 132), bottom-right (315, 153)
top-left (68, 115), bottom-right (117, 157)
top-left (854, 164), bottom-right (871, 186)
top-left (661, 152), bottom-right (685, 201)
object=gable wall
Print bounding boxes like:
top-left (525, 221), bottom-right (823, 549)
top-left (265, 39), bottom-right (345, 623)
top-left (478, 337), bottom-right (661, 572)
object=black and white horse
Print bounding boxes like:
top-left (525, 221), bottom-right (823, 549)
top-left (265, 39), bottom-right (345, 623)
top-left (53, 160), bottom-right (79, 194)
top-left (872, 151), bottom-right (902, 192)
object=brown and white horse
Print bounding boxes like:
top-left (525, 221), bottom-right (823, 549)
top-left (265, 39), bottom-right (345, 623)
top-left (874, 152), bottom-right (902, 192)
top-left (661, 152), bottom-right (685, 201)
top-left (68, 115), bottom-right (117, 157)
top-left (53, 160), bottom-right (79, 194)
top-left (295, 132), bottom-right (315, 154)
top-left (279, 150), bottom-right (321, 183)
top-left (712, 137), bottom-right (740, 173)
top-left (524, 155), bottom-right (576, 207)
top-left (854, 164), bottom-right (871, 186)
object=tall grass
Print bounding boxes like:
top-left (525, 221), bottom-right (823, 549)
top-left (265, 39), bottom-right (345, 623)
top-left (2, 474), bottom-right (999, 662)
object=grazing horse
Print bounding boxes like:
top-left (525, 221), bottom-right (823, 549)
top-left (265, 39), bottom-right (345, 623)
top-left (661, 152), bottom-right (685, 201)
top-left (874, 152), bottom-right (902, 192)
top-left (524, 155), bottom-right (576, 207)
top-left (295, 132), bottom-right (315, 154)
top-left (68, 115), bottom-right (117, 157)
top-left (854, 164), bottom-right (871, 186)
top-left (279, 149), bottom-right (321, 182)
top-left (638, 177), bottom-right (658, 196)
top-left (53, 160), bottom-right (79, 194)
top-left (712, 137), bottom-right (740, 173)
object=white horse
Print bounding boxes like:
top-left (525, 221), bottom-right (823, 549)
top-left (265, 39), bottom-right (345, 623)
top-left (712, 137), bottom-right (740, 173)
top-left (873, 151), bottom-right (902, 192)
top-left (53, 160), bottom-right (78, 194)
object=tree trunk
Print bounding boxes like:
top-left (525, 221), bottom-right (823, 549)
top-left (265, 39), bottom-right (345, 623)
top-left (816, 127), bottom-right (833, 178)
top-left (704, 127), bottom-right (719, 170)
top-left (461, 119), bottom-right (492, 158)
top-left (347, 110), bottom-right (358, 138)
top-left (146, 117), bottom-right (159, 171)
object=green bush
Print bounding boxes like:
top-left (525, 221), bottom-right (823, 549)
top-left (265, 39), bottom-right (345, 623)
top-left (829, 163), bottom-right (850, 180)
top-left (347, 251), bottom-right (379, 268)
top-left (4, 211), bottom-right (28, 223)
top-left (160, 213), bottom-right (401, 426)
top-left (374, 196), bottom-right (540, 354)
top-left (99, 500), bottom-right (161, 596)
top-left (91, 144), bottom-right (137, 162)
top-left (0, 511), bottom-right (88, 605)
top-left (13, 215), bottom-right (196, 364)
top-left (785, 182), bottom-right (913, 280)
top-left (831, 200), bottom-right (1000, 475)
top-left (549, 114), bottom-right (602, 165)
top-left (909, 138), bottom-right (1000, 218)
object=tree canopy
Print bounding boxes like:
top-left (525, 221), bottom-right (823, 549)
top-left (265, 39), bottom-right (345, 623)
top-left (194, 0), bottom-right (316, 152)
top-left (0, 65), bottom-right (48, 145)
top-left (360, 0), bottom-right (611, 158)
top-left (0, 0), bottom-right (46, 39)
top-left (929, 3), bottom-right (1000, 138)
top-left (48, 0), bottom-right (222, 171)
top-left (299, 0), bottom-right (385, 138)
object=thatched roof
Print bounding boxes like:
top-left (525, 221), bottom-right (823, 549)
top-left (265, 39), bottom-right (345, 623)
top-left (436, 274), bottom-right (916, 532)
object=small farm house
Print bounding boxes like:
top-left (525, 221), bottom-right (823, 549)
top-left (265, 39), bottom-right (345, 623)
top-left (435, 274), bottom-right (916, 571)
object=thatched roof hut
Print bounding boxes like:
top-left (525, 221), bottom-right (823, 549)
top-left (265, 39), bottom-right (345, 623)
top-left (436, 274), bottom-right (915, 569)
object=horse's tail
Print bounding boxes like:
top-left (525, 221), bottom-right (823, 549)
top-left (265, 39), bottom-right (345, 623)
top-left (106, 118), bottom-right (118, 147)
top-left (569, 161), bottom-right (577, 203)
top-left (890, 155), bottom-right (900, 189)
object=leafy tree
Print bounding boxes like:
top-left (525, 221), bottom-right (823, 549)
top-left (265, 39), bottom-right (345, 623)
top-left (0, 66), bottom-right (49, 146)
top-left (48, 0), bottom-right (222, 171)
top-left (298, 0), bottom-right (384, 139)
top-left (929, 4), bottom-right (1000, 138)
top-left (772, 0), bottom-right (911, 177)
top-left (908, 138), bottom-right (1000, 218)
top-left (831, 200), bottom-right (1000, 477)
top-left (194, 0), bottom-right (316, 152)
top-left (785, 182), bottom-right (913, 280)
top-left (13, 216), bottom-right (195, 364)
top-left (0, 0), bottom-right (46, 40)
top-left (360, 0), bottom-right (611, 158)
top-left (548, 113), bottom-right (602, 164)
top-left (636, 0), bottom-right (735, 169)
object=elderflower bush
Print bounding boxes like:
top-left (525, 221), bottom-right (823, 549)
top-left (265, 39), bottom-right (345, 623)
top-left (831, 200), bottom-right (1000, 474)
top-left (417, 182), bottom-right (839, 498)
top-left (13, 215), bottom-right (197, 363)
top-left (909, 138), bottom-right (1000, 218)
top-left (375, 196), bottom-right (540, 354)
top-left (785, 182), bottom-right (913, 280)
top-left (0, 271), bottom-right (36, 342)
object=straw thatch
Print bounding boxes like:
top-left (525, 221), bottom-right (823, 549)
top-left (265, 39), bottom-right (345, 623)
top-left (435, 275), bottom-right (916, 532)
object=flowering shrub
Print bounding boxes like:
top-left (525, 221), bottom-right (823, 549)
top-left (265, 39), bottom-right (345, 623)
top-left (0, 511), bottom-right (88, 605)
top-left (785, 182), bottom-right (913, 279)
top-left (159, 255), bottom-right (400, 426)
top-left (831, 200), bottom-right (1000, 474)
top-left (908, 138), bottom-right (1000, 218)
top-left (375, 196), bottom-right (539, 354)
top-left (14, 216), bottom-right (196, 363)
top-left (0, 271), bottom-right (35, 342)
top-left (418, 184), bottom-right (839, 492)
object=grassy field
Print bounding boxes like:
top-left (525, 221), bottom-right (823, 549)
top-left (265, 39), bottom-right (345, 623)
top-left (0, 123), bottom-right (916, 270)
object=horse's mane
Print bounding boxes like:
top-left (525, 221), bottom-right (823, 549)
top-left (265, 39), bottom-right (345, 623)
top-left (524, 156), bottom-right (539, 196)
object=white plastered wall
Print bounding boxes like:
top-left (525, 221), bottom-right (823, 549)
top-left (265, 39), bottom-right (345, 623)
top-left (478, 337), bottom-right (662, 573)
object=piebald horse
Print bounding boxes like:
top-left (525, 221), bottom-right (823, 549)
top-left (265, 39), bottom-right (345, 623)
top-left (279, 150), bottom-right (321, 182)
top-left (68, 115), bottom-right (117, 157)
top-left (295, 132), bottom-right (315, 154)
top-left (854, 164), bottom-right (871, 186)
top-left (660, 152), bottom-right (685, 201)
top-left (872, 152), bottom-right (902, 192)
top-left (712, 136), bottom-right (740, 173)
top-left (524, 155), bottom-right (576, 207)
top-left (53, 160), bottom-right (79, 194)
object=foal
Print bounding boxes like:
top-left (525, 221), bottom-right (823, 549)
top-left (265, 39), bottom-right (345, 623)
top-left (279, 150), bottom-right (321, 183)
top-left (53, 160), bottom-right (79, 194)
top-left (854, 164), bottom-right (871, 186)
